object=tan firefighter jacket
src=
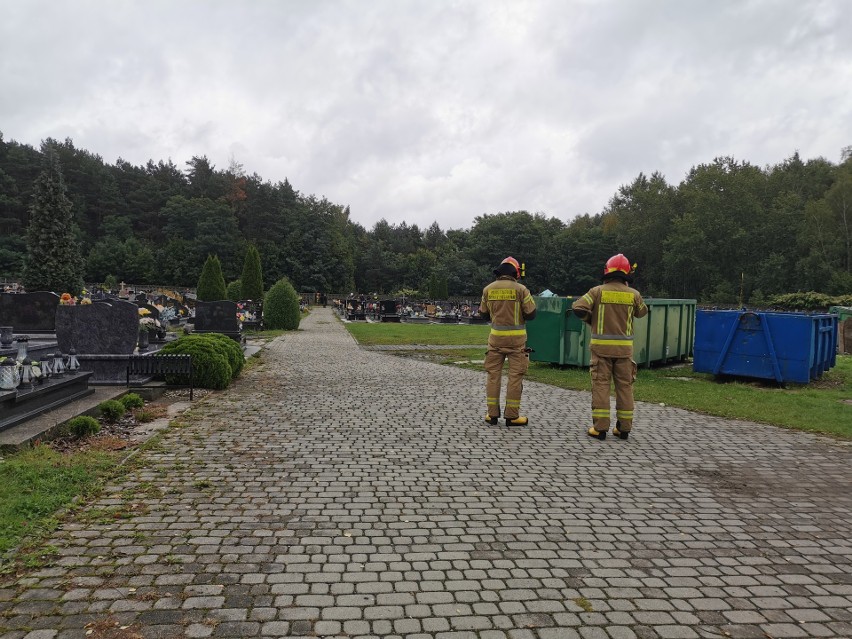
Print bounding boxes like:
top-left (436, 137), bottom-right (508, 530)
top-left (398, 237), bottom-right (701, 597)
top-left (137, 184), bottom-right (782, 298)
top-left (572, 280), bottom-right (647, 358)
top-left (480, 276), bottom-right (537, 349)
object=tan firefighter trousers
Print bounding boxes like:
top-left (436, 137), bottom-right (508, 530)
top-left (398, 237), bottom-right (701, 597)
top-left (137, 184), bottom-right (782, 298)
top-left (590, 354), bottom-right (637, 432)
top-left (485, 346), bottom-right (529, 419)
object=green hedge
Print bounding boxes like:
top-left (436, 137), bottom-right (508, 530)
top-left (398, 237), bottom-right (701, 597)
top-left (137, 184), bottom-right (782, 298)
top-left (264, 277), bottom-right (301, 330)
top-left (158, 333), bottom-right (243, 390)
top-left (767, 291), bottom-right (852, 311)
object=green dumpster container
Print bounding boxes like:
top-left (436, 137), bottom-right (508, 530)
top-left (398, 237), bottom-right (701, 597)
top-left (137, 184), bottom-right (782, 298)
top-left (526, 296), bottom-right (696, 367)
top-left (829, 306), bottom-right (852, 322)
top-left (830, 306), bottom-right (852, 354)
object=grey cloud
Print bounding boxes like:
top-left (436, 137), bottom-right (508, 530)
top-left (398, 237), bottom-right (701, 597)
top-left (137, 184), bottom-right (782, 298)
top-left (1, 0), bottom-right (851, 231)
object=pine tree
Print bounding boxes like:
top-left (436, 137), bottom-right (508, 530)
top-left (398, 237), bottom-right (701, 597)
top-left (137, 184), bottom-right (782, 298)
top-left (196, 254), bottom-right (227, 301)
top-left (23, 150), bottom-right (84, 294)
top-left (240, 244), bottom-right (264, 301)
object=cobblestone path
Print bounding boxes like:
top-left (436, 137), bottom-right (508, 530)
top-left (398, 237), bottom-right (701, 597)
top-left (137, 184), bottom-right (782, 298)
top-left (2, 307), bottom-right (851, 639)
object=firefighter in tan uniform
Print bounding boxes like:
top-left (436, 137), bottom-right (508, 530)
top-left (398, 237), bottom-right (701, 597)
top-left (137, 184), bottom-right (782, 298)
top-left (480, 257), bottom-right (537, 426)
top-left (572, 254), bottom-right (647, 440)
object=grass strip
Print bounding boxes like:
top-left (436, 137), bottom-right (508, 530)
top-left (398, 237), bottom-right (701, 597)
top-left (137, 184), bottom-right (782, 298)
top-left (520, 355), bottom-right (851, 438)
top-left (0, 445), bottom-right (121, 563)
top-left (344, 322), bottom-right (489, 346)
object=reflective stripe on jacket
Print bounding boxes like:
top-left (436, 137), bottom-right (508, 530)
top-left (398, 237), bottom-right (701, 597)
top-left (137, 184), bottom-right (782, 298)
top-left (572, 281), bottom-right (647, 358)
top-left (480, 277), bottom-right (536, 349)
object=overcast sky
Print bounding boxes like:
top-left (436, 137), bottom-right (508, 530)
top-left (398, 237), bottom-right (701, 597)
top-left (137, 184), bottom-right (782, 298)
top-left (2, 0), bottom-right (851, 231)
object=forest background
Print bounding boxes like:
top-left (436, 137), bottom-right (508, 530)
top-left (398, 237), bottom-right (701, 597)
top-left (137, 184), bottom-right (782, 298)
top-left (1, 132), bottom-right (850, 303)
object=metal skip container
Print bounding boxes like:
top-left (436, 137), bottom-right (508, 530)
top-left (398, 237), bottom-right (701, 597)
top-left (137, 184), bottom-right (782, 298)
top-left (693, 309), bottom-right (838, 383)
top-left (526, 296), bottom-right (696, 367)
top-left (829, 306), bottom-right (852, 354)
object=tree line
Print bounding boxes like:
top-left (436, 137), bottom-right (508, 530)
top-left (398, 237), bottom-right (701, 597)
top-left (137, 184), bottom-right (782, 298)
top-left (1, 131), bottom-right (850, 303)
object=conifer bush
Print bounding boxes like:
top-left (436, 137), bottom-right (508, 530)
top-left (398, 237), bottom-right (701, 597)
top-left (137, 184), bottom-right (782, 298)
top-left (226, 279), bottom-right (242, 301)
top-left (241, 245), bottom-right (264, 301)
top-left (98, 400), bottom-right (126, 423)
top-left (23, 149), bottom-right (84, 294)
top-left (264, 278), bottom-right (301, 330)
top-left (196, 254), bottom-right (227, 301)
top-left (68, 415), bottom-right (100, 438)
top-left (193, 333), bottom-right (244, 378)
top-left (158, 335), bottom-right (232, 389)
top-left (120, 393), bottom-right (144, 410)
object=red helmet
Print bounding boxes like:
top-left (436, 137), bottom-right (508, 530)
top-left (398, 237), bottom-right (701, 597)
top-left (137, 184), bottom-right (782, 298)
top-left (604, 254), bottom-right (631, 276)
top-left (498, 256), bottom-right (521, 278)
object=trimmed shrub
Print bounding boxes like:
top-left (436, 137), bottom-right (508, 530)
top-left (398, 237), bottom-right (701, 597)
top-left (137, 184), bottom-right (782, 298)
top-left (98, 399), bottom-right (126, 423)
top-left (240, 245), bottom-right (264, 302)
top-left (264, 277), bottom-right (301, 330)
top-left (68, 415), bottom-right (101, 438)
top-left (226, 279), bottom-right (242, 302)
top-left (196, 254), bottom-right (227, 301)
top-left (159, 336), bottom-right (232, 390)
top-left (120, 393), bottom-right (144, 410)
top-left (193, 333), bottom-right (244, 378)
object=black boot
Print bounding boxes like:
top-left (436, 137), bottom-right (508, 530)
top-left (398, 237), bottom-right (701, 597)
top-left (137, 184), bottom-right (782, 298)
top-left (587, 427), bottom-right (607, 440)
top-left (613, 421), bottom-right (629, 440)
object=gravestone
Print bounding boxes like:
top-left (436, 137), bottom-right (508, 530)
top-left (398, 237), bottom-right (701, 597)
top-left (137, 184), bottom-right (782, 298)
top-left (0, 292), bottom-right (60, 333)
top-left (380, 299), bottom-right (400, 323)
top-left (194, 300), bottom-right (242, 342)
top-left (56, 299), bottom-right (139, 355)
top-left (55, 299), bottom-right (146, 384)
top-left (138, 303), bottom-right (160, 320)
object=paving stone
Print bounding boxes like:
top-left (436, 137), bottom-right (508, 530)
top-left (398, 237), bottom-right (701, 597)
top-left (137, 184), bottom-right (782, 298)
top-left (2, 308), bottom-right (851, 638)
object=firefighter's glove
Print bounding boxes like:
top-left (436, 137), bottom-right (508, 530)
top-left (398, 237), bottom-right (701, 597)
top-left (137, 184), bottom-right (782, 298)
top-left (572, 308), bottom-right (590, 321)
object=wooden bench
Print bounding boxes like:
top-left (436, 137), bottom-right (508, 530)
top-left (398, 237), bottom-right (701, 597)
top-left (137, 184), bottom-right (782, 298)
top-left (126, 354), bottom-right (193, 400)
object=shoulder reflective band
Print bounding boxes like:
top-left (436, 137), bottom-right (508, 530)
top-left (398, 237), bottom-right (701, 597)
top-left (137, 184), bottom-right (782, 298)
top-left (488, 288), bottom-right (517, 301)
top-left (600, 290), bottom-right (635, 305)
top-left (523, 294), bottom-right (533, 304)
top-left (582, 293), bottom-right (593, 304)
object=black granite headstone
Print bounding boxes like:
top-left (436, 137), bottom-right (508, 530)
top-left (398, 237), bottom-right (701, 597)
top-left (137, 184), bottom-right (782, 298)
top-left (194, 300), bottom-right (240, 334)
top-left (0, 292), bottom-right (60, 333)
top-left (55, 299), bottom-right (139, 354)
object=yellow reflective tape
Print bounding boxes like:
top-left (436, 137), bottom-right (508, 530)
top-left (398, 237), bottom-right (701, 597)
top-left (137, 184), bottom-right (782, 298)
top-left (487, 288), bottom-right (517, 301)
top-left (627, 307), bottom-right (633, 336)
top-left (616, 411), bottom-right (633, 418)
top-left (523, 294), bottom-right (533, 303)
top-left (487, 398), bottom-right (499, 405)
top-left (591, 338), bottom-right (633, 346)
top-left (582, 293), bottom-right (593, 304)
top-left (601, 290), bottom-right (634, 305)
top-left (598, 305), bottom-right (605, 334)
top-left (592, 410), bottom-right (610, 416)
top-left (490, 329), bottom-right (527, 336)
top-left (506, 400), bottom-right (520, 406)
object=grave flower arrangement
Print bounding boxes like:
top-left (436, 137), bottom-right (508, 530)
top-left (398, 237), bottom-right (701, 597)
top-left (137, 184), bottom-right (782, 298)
top-left (59, 289), bottom-right (92, 305)
top-left (138, 308), bottom-right (164, 337)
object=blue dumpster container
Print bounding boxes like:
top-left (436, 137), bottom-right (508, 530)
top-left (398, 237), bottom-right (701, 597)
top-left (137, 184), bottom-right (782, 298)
top-left (693, 310), bottom-right (838, 383)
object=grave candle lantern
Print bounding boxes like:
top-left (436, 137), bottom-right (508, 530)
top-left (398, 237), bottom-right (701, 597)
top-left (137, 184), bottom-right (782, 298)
top-left (39, 357), bottom-right (52, 379)
top-left (19, 358), bottom-right (35, 387)
top-left (52, 351), bottom-right (66, 377)
top-left (66, 348), bottom-right (80, 373)
top-left (0, 360), bottom-right (19, 390)
top-left (15, 336), bottom-right (29, 362)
